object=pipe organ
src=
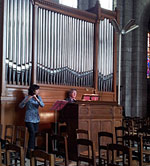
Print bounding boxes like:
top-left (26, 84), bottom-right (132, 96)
top-left (1, 0), bottom-right (119, 94)
top-left (36, 9), bottom-right (94, 86)
top-left (0, 0), bottom-right (121, 142)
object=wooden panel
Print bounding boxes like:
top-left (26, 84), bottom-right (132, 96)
top-left (0, 85), bottom-right (122, 145)
top-left (79, 104), bottom-right (90, 116)
top-left (78, 119), bottom-right (90, 136)
top-left (100, 120), bottom-right (113, 132)
top-left (59, 102), bottom-right (122, 160)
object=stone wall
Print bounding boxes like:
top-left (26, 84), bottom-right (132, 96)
top-left (117, 0), bottom-right (150, 117)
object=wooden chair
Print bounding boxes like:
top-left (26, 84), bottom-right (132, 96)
top-left (123, 135), bottom-right (143, 166)
top-left (14, 126), bottom-right (28, 153)
top-left (30, 149), bottom-right (55, 166)
top-left (49, 134), bottom-right (69, 166)
top-left (76, 129), bottom-right (89, 139)
top-left (1, 126), bottom-right (27, 165)
top-left (137, 126), bottom-right (150, 136)
top-left (31, 131), bottom-right (49, 165)
top-left (142, 136), bottom-right (150, 165)
top-left (1, 124), bottom-right (15, 164)
top-left (0, 142), bottom-right (5, 166)
top-left (4, 125), bottom-right (15, 143)
top-left (115, 126), bottom-right (129, 145)
top-left (76, 138), bottom-right (96, 166)
top-left (132, 117), bottom-right (142, 134)
top-left (98, 131), bottom-right (113, 166)
top-left (10, 126), bottom-right (28, 164)
top-left (76, 129), bottom-right (90, 158)
top-left (35, 131), bottom-right (49, 153)
top-left (5, 143), bottom-right (25, 166)
top-left (123, 118), bottom-right (134, 135)
top-left (107, 144), bottom-right (132, 166)
top-left (58, 122), bottom-right (67, 136)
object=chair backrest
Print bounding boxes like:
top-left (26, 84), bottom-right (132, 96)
top-left (76, 138), bottom-right (96, 166)
top-left (123, 119), bottom-right (134, 135)
top-left (4, 125), bottom-right (15, 143)
top-left (76, 129), bottom-right (89, 139)
top-left (142, 135), bottom-right (150, 165)
top-left (98, 131), bottom-right (113, 165)
top-left (5, 143), bottom-right (25, 166)
top-left (14, 126), bottom-right (28, 155)
top-left (58, 122), bottom-right (67, 136)
top-left (107, 144), bottom-right (132, 166)
top-left (35, 131), bottom-right (49, 153)
top-left (115, 126), bottom-right (129, 145)
top-left (123, 135), bottom-right (143, 166)
top-left (30, 149), bottom-right (54, 166)
top-left (49, 134), bottom-right (69, 166)
top-left (137, 126), bottom-right (150, 136)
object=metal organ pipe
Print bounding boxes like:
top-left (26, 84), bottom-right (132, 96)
top-left (13, 0), bottom-right (17, 84)
top-left (3, 0), bottom-right (32, 85)
top-left (57, 13), bottom-right (60, 85)
top-left (28, 3), bottom-right (33, 85)
top-left (42, 9), bottom-right (46, 84)
top-left (98, 18), bottom-right (114, 92)
top-left (4, 0), bottom-right (95, 87)
top-left (45, 10), bottom-right (48, 83)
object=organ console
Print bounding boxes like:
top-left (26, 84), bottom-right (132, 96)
top-left (58, 101), bottom-right (122, 160)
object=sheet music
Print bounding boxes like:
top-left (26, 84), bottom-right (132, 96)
top-left (50, 100), bottom-right (68, 111)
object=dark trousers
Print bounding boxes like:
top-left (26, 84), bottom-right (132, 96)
top-left (25, 122), bottom-right (39, 151)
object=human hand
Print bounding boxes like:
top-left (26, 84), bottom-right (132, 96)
top-left (33, 95), bottom-right (40, 103)
top-left (33, 94), bottom-right (37, 100)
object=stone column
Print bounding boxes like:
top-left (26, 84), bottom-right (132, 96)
top-left (119, 0), bottom-right (133, 117)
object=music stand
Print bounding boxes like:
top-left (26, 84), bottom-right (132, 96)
top-left (50, 100), bottom-right (68, 135)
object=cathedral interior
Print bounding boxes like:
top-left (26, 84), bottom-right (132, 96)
top-left (0, 0), bottom-right (150, 165)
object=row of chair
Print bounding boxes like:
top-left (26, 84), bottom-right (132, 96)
top-left (76, 127), bottom-right (150, 166)
top-left (3, 123), bottom-right (150, 166)
top-left (123, 116), bottom-right (150, 136)
top-left (0, 141), bottom-right (55, 166)
top-left (0, 124), bottom-right (27, 149)
top-left (0, 124), bottom-right (66, 165)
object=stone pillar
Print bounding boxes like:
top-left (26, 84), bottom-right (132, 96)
top-left (120, 0), bottom-right (133, 117)
top-left (117, 0), bottom-right (150, 117)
